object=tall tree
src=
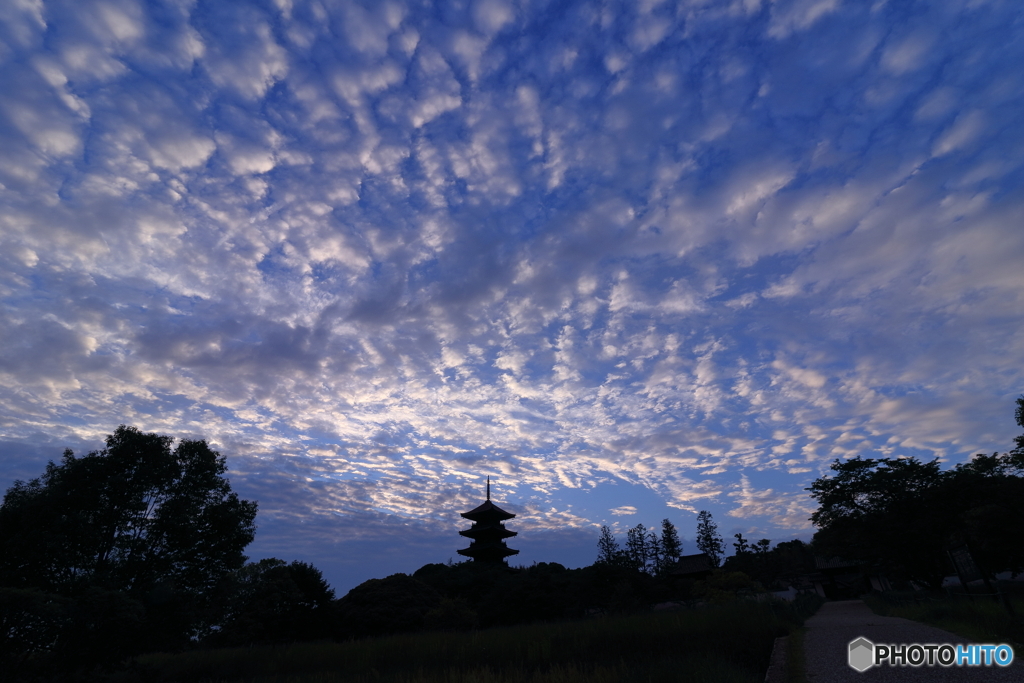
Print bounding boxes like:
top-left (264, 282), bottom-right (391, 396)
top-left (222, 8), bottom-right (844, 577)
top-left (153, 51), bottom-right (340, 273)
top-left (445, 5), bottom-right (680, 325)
top-left (625, 524), bottom-right (649, 572)
top-left (944, 452), bottom-right (1024, 580)
top-left (0, 426), bottom-right (257, 598)
top-left (0, 426), bottom-right (258, 655)
top-left (1015, 396), bottom-right (1024, 456)
top-left (596, 525), bottom-right (621, 565)
top-left (645, 529), bottom-right (662, 575)
top-left (733, 533), bottom-right (751, 556)
top-left (807, 456), bottom-right (949, 587)
top-left (695, 511), bottom-right (724, 567)
top-left (808, 400), bottom-right (1024, 589)
top-left (659, 519), bottom-right (682, 572)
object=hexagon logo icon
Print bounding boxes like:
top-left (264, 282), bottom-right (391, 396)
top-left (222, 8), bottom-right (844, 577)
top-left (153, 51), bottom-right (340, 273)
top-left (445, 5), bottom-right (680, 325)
top-left (848, 637), bottom-right (874, 672)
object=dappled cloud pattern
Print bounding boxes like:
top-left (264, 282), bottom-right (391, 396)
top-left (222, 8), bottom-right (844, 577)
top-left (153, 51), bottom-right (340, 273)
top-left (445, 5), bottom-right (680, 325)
top-left (1, 0), bottom-right (1022, 590)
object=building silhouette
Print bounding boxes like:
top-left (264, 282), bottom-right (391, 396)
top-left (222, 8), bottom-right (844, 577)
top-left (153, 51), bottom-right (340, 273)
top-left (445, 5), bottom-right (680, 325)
top-left (457, 477), bottom-right (519, 563)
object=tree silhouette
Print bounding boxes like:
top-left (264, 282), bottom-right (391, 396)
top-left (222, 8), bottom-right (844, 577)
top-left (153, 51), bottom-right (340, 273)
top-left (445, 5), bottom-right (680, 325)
top-left (625, 524), bottom-right (650, 572)
top-left (808, 456), bottom-right (950, 587)
top-left (808, 400), bottom-right (1024, 588)
top-left (0, 425), bottom-right (257, 664)
top-left (733, 533), bottom-right (751, 556)
top-left (658, 519), bottom-right (683, 573)
top-left (1015, 396), bottom-right (1024, 457)
top-left (0, 426), bottom-right (257, 599)
top-left (645, 528), bottom-right (662, 573)
top-left (213, 559), bottom-right (335, 645)
top-left (597, 520), bottom-right (683, 576)
top-left (334, 574), bottom-right (443, 639)
top-left (723, 538), bottom-right (816, 589)
top-left (596, 525), bottom-right (621, 565)
top-left (695, 511), bottom-right (724, 567)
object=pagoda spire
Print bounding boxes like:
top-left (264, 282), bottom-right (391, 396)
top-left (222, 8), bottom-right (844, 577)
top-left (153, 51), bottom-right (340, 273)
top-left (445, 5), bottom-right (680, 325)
top-left (457, 478), bottom-right (518, 564)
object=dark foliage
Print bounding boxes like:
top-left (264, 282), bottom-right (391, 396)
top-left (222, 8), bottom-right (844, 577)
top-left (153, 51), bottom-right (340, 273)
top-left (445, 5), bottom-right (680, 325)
top-left (595, 520), bottom-right (682, 576)
top-left (0, 587), bottom-right (70, 677)
top-left (722, 539), bottom-right (817, 589)
top-left (625, 524), bottom-right (656, 573)
top-left (1015, 396), bottom-right (1024, 455)
top-left (0, 426), bottom-right (257, 601)
top-left (0, 584), bottom-right (146, 680)
top-left (695, 511), bottom-right (724, 567)
top-left (658, 518), bottom-right (683, 572)
top-left (0, 426), bottom-right (258, 677)
top-left (595, 525), bottom-right (620, 565)
top-left (412, 561), bottom-right (507, 619)
top-left (342, 555), bottom-right (739, 642)
top-left (807, 397), bottom-right (1024, 588)
top-left (211, 559), bottom-right (335, 646)
top-left (333, 573), bottom-right (444, 639)
top-left (319, 552), bottom-right (696, 643)
top-left (406, 557), bottom-right (687, 633)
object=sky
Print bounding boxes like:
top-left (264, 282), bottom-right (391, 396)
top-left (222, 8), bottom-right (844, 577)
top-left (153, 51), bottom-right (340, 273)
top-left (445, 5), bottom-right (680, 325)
top-left (1, 0), bottom-right (1023, 596)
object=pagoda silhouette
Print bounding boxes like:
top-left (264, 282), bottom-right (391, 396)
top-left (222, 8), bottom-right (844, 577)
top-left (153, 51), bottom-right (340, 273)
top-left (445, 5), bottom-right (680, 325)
top-left (457, 477), bottom-right (519, 563)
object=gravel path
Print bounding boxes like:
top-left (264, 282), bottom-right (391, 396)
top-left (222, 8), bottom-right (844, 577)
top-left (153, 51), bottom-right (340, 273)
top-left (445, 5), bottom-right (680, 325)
top-left (803, 600), bottom-right (1024, 681)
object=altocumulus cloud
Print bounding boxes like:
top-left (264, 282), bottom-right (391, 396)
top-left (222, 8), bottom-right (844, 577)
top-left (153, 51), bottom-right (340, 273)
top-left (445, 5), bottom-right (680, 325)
top-left (1, 0), bottom-right (1022, 593)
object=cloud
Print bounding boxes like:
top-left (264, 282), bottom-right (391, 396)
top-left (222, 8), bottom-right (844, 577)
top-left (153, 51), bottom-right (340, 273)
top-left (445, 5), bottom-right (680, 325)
top-left (728, 476), bottom-right (816, 528)
top-left (202, 8), bottom-right (288, 100)
top-left (932, 110), bottom-right (985, 157)
top-left (767, 0), bottom-right (840, 39)
top-left (880, 29), bottom-right (937, 75)
top-left (473, 0), bottom-right (514, 36)
top-left (1, 0), bottom-right (1022, 593)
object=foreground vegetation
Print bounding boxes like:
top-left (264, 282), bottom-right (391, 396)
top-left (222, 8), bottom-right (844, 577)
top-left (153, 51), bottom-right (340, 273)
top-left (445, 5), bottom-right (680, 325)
top-left (115, 597), bottom-right (821, 683)
top-left (863, 588), bottom-right (1024, 647)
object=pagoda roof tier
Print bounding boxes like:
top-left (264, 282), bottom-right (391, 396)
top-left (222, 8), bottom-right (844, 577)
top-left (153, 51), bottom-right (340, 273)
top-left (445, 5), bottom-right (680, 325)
top-left (460, 499), bottom-right (516, 521)
top-left (459, 526), bottom-right (517, 540)
top-left (457, 543), bottom-right (519, 560)
top-left (459, 518), bottom-right (517, 533)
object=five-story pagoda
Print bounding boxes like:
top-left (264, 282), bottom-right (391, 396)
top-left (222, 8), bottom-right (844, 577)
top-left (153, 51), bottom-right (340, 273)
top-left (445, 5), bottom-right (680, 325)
top-left (457, 478), bottom-right (518, 563)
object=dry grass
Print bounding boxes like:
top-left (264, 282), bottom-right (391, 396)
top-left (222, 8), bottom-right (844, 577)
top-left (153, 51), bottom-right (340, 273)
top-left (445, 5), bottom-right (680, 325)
top-left (117, 599), bottom-right (818, 683)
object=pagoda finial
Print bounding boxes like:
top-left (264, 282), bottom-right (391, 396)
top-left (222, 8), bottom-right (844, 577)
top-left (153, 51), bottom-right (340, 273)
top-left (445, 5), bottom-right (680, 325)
top-left (486, 476), bottom-right (490, 501)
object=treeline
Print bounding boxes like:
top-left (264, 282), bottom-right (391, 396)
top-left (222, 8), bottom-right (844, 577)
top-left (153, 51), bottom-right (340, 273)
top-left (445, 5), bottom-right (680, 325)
top-left (0, 426), bottom-right (771, 681)
top-left (6, 397), bottom-right (1024, 679)
top-left (594, 511), bottom-right (728, 573)
top-left (337, 559), bottom-right (683, 638)
top-left (592, 512), bottom-right (817, 592)
top-left (0, 426), bottom-right (714, 681)
top-left (328, 512), bottom-right (809, 644)
top-left (595, 518), bottom-right (683, 574)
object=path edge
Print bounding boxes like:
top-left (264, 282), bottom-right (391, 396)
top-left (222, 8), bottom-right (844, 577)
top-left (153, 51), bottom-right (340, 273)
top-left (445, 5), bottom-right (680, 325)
top-left (765, 635), bottom-right (789, 683)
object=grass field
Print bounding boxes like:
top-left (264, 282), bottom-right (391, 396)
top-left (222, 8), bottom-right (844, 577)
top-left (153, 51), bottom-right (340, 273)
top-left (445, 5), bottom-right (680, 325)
top-left (116, 598), bottom-right (819, 683)
top-left (863, 588), bottom-right (1024, 647)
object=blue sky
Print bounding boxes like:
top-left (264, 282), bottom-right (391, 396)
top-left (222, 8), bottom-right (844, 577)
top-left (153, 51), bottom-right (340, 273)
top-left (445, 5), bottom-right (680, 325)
top-left (1, 0), bottom-right (1022, 595)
